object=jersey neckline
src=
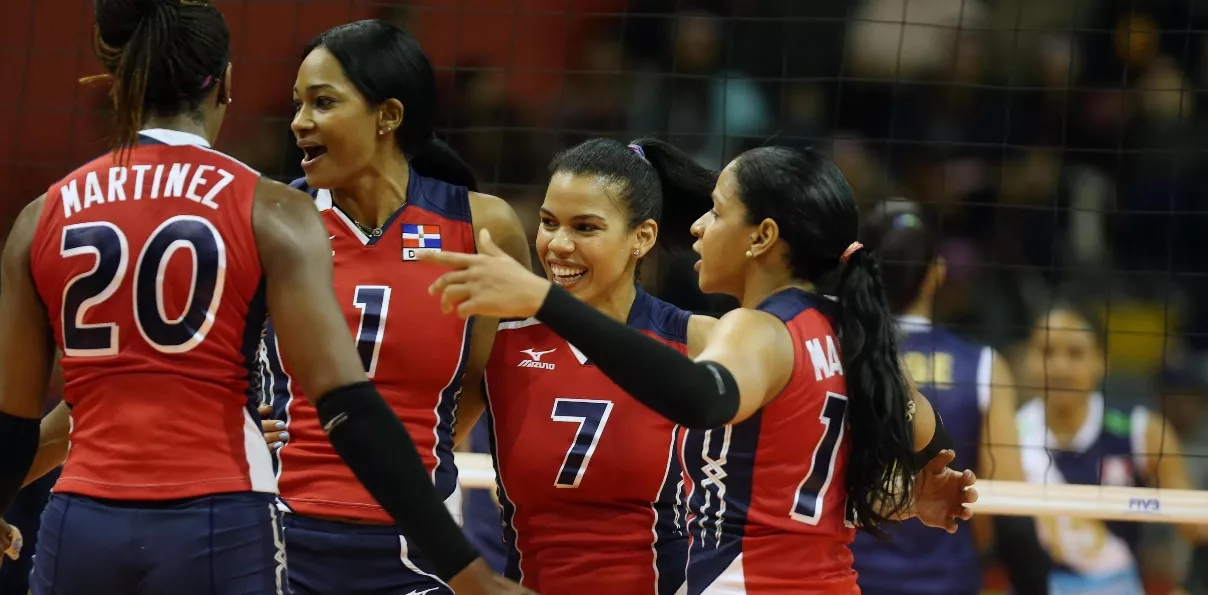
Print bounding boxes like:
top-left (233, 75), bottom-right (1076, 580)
top-left (139, 128), bottom-right (211, 147)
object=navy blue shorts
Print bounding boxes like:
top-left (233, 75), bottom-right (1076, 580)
top-left (31, 492), bottom-right (285, 595)
top-left (284, 513), bottom-right (452, 595)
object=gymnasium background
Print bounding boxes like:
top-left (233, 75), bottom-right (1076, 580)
top-left (4, 0), bottom-right (1208, 593)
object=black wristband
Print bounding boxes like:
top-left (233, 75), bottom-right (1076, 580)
top-left (911, 406), bottom-right (955, 472)
top-left (0, 412), bottom-right (39, 512)
top-left (316, 382), bottom-right (479, 580)
top-left (1186, 544), bottom-right (1208, 591)
top-left (536, 284), bottom-right (739, 428)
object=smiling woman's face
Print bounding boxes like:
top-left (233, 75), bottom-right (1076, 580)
top-left (536, 171), bottom-right (653, 307)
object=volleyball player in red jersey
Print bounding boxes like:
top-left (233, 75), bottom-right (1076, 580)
top-left (255, 20), bottom-right (532, 595)
top-left (0, 2), bottom-right (521, 594)
top-left (477, 137), bottom-right (717, 594)
top-left (423, 146), bottom-right (978, 594)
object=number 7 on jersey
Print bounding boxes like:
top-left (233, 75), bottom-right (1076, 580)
top-left (551, 398), bottom-right (614, 488)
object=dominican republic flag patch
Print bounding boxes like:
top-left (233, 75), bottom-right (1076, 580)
top-left (402, 223), bottom-right (442, 260)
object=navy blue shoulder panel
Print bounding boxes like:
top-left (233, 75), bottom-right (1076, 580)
top-left (289, 172), bottom-right (473, 223)
top-left (756, 288), bottom-right (834, 323)
top-left (288, 177), bottom-right (321, 198)
top-left (408, 171), bottom-right (472, 224)
top-left (138, 133), bottom-right (166, 147)
top-left (627, 286), bottom-right (690, 345)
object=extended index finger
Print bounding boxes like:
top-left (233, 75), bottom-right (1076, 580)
top-left (416, 248), bottom-right (480, 270)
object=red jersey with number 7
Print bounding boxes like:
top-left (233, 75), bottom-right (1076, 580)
top-left (29, 128), bottom-right (274, 501)
top-left (483, 288), bottom-right (690, 594)
top-left (680, 288), bottom-right (857, 594)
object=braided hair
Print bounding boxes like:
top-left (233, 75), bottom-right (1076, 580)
top-left (88, 0), bottom-right (230, 153)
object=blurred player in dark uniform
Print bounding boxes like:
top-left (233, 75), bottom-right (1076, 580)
top-left (851, 200), bottom-right (1047, 595)
top-left (422, 146), bottom-right (978, 594)
top-left (478, 138), bottom-right (714, 593)
top-left (0, 3), bottom-right (522, 594)
top-left (256, 20), bottom-right (531, 595)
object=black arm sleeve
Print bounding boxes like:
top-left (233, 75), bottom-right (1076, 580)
top-left (993, 515), bottom-right (1051, 595)
top-left (911, 406), bottom-right (956, 472)
top-left (536, 284), bottom-right (739, 428)
top-left (0, 412), bottom-right (39, 513)
top-left (316, 382), bottom-right (479, 580)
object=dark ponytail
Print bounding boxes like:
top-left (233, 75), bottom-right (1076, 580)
top-left (631, 138), bottom-right (717, 247)
top-left (89, 0), bottom-right (230, 154)
top-left (549, 137), bottom-right (715, 238)
top-left (409, 137), bottom-right (479, 192)
top-left (859, 200), bottom-right (939, 314)
top-left (834, 246), bottom-right (915, 537)
top-left (733, 147), bottom-right (915, 537)
top-left (306, 20), bottom-right (479, 191)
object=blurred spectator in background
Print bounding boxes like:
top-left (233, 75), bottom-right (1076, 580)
top-left (627, 7), bottom-right (771, 169)
top-left (1016, 301), bottom-right (1208, 595)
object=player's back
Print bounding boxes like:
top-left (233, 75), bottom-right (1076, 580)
top-left (681, 288), bottom-right (855, 595)
top-left (29, 128), bottom-right (273, 501)
top-left (483, 288), bottom-right (689, 595)
top-left (850, 318), bottom-right (988, 594)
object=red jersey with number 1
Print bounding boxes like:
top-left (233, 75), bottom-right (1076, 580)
top-left (260, 170), bottom-right (475, 524)
top-left (484, 288), bottom-right (690, 594)
top-left (29, 128), bottom-right (274, 501)
top-left (680, 288), bottom-right (856, 594)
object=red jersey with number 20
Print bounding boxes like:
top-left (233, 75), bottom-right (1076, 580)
top-left (484, 288), bottom-right (689, 595)
top-left (29, 128), bottom-right (274, 501)
top-left (680, 288), bottom-right (856, 594)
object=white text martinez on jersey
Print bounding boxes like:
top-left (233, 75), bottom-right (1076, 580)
top-left (60, 162), bottom-right (235, 218)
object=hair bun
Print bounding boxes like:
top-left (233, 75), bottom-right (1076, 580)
top-left (94, 0), bottom-right (174, 46)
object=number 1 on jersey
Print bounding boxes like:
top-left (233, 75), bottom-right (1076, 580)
top-left (352, 286), bottom-right (390, 378)
top-left (790, 392), bottom-right (849, 525)
top-left (551, 398), bottom-right (614, 488)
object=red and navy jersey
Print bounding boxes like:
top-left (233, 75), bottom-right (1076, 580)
top-left (851, 318), bottom-right (990, 594)
top-left (29, 128), bottom-right (273, 501)
top-left (260, 169), bottom-right (474, 523)
top-left (680, 289), bottom-right (856, 594)
top-left (484, 288), bottom-right (689, 594)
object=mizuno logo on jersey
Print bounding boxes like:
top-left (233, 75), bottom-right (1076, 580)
top-left (402, 223), bottom-right (441, 261)
top-left (519, 347), bottom-right (556, 369)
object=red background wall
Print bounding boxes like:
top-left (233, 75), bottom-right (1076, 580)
top-left (2, 0), bottom-right (622, 224)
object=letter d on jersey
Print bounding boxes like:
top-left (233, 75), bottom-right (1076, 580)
top-left (402, 248), bottom-right (440, 261)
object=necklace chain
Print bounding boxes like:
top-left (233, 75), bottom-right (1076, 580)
top-left (334, 203), bottom-right (384, 237)
top-left (352, 220), bottom-right (383, 237)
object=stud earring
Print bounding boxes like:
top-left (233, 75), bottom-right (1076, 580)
top-left (745, 250), bottom-right (753, 258)
top-left (633, 249), bottom-right (640, 256)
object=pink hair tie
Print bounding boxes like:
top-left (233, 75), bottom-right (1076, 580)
top-left (840, 241), bottom-right (863, 264)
